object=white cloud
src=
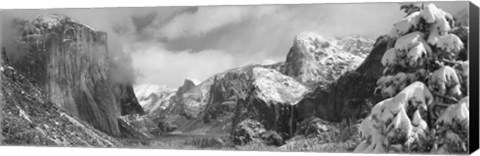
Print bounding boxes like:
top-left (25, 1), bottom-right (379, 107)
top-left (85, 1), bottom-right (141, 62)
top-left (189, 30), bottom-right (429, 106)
top-left (146, 6), bottom-right (280, 40)
top-left (3, 2), bottom-right (467, 88)
top-left (131, 46), bottom-right (235, 88)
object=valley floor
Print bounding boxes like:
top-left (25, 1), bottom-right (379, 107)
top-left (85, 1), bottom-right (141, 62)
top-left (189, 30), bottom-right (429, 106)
top-left (119, 122), bottom-right (361, 153)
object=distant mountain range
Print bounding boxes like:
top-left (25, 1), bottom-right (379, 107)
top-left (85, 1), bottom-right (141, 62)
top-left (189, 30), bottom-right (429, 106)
top-left (133, 32), bottom-right (376, 137)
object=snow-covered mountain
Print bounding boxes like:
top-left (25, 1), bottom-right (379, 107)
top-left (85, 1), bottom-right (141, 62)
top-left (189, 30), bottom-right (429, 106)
top-left (134, 83), bottom-right (177, 114)
top-left (296, 34), bottom-right (390, 122)
top-left (281, 32), bottom-right (373, 87)
top-left (150, 32), bottom-right (374, 136)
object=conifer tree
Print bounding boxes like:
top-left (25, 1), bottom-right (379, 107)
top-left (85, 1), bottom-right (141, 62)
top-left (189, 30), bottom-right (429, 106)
top-left (354, 3), bottom-right (469, 154)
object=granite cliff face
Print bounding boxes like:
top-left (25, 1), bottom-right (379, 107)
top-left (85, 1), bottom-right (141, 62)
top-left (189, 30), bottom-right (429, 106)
top-left (12, 14), bottom-right (143, 136)
top-left (281, 32), bottom-right (367, 87)
top-left (295, 35), bottom-right (391, 122)
top-left (230, 67), bottom-right (310, 138)
top-left (114, 84), bottom-right (145, 116)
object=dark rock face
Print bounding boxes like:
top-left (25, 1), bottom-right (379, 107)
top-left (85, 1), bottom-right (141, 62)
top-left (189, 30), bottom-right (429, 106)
top-left (295, 35), bottom-right (390, 122)
top-left (12, 14), bottom-right (142, 136)
top-left (114, 84), bottom-right (144, 116)
top-left (1, 64), bottom-right (119, 146)
top-left (176, 79), bottom-right (196, 96)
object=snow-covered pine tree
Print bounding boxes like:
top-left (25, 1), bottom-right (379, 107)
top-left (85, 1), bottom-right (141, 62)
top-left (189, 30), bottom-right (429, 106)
top-left (354, 3), bottom-right (469, 154)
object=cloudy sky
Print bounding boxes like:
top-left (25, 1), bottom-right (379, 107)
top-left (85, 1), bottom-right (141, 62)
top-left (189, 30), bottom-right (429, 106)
top-left (1, 1), bottom-right (468, 88)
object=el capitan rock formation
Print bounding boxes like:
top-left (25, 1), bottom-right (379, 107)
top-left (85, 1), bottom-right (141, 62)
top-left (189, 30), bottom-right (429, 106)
top-left (10, 14), bottom-right (143, 136)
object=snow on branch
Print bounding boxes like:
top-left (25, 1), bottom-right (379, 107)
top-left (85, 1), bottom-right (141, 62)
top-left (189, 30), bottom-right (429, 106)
top-left (381, 48), bottom-right (397, 67)
top-left (394, 31), bottom-right (425, 52)
top-left (428, 65), bottom-right (461, 97)
top-left (388, 11), bottom-right (422, 38)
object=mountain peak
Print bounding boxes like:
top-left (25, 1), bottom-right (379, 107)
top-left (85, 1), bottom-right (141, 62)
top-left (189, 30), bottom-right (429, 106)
top-left (283, 32), bottom-right (370, 87)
